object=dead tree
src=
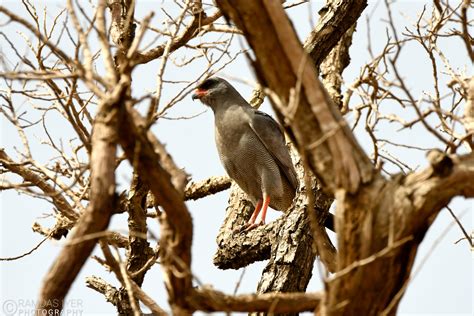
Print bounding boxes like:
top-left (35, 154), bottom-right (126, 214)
top-left (0, 0), bottom-right (471, 315)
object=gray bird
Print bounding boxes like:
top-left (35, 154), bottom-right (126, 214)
top-left (192, 77), bottom-right (298, 230)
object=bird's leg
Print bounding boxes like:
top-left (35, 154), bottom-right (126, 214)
top-left (234, 200), bottom-right (262, 233)
top-left (256, 195), bottom-right (270, 226)
top-left (243, 195), bottom-right (270, 232)
top-left (247, 199), bottom-right (263, 225)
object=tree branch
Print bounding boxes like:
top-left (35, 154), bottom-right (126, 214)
top-left (184, 175), bottom-right (231, 201)
top-left (303, 0), bottom-right (368, 70)
top-left (463, 77), bottom-right (474, 148)
top-left (135, 10), bottom-right (222, 65)
top-left (404, 151), bottom-right (474, 230)
top-left (188, 288), bottom-right (322, 313)
top-left (0, 148), bottom-right (78, 221)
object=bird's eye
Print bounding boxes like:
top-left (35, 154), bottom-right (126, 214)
top-left (199, 78), bottom-right (218, 90)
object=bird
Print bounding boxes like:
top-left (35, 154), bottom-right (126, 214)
top-left (192, 77), bottom-right (299, 231)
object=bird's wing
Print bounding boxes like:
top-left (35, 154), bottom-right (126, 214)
top-left (248, 110), bottom-right (298, 190)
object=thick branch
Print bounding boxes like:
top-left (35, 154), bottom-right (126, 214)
top-left (256, 202), bottom-right (317, 297)
top-left (184, 175), bottom-right (231, 201)
top-left (303, 0), bottom-right (367, 70)
top-left (213, 184), bottom-right (277, 269)
top-left (404, 151), bottom-right (474, 229)
top-left (125, 175), bottom-right (154, 284)
top-left (188, 288), bottom-right (322, 313)
top-left (214, 175), bottom-right (336, 272)
top-left (324, 151), bottom-right (474, 314)
top-left (319, 22), bottom-right (356, 112)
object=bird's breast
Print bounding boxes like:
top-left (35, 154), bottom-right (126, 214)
top-left (213, 107), bottom-right (295, 211)
top-left (215, 124), bottom-right (285, 204)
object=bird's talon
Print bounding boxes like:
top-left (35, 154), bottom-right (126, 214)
top-left (242, 222), bottom-right (264, 232)
top-left (232, 224), bottom-right (249, 234)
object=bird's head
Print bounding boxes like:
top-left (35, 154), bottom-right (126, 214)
top-left (192, 77), bottom-right (237, 109)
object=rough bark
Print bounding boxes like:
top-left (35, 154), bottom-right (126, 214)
top-left (463, 77), bottom-right (474, 146)
top-left (125, 175), bottom-right (154, 286)
top-left (319, 22), bottom-right (356, 111)
top-left (326, 152), bottom-right (474, 315)
top-left (214, 183), bottom-right (274, 269)
top-left (117, 175), bottom-right (155, 315)
top-left (303, 0), bottom-right (367, 71)
top-left (214, 179), bottom-right (333, 272)
top-left (256, 207), bottom-right (316, 295)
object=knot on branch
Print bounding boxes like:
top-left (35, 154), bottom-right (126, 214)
top-left (32, 215), bottom-right (72, 240)
top-left (249, 87), bottom-right (266, 108)
top-left (426, 149), bottom-right (454, 177)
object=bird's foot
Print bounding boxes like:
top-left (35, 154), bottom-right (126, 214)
top-left (243, 222), bottom-right (264, 232)
top-left (233, 221), bottom-right (264, 234)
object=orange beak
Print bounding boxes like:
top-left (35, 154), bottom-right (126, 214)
top-left (192, 88), bottom-right (207, 100)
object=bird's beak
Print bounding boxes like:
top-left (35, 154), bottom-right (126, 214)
top-left (192, 88), bottom-right (206, 100)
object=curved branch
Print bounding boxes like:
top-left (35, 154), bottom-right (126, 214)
top-left (135, 10), bottom-right (222, 65)
top-left (404, 151), bottom-right (474, 232)
top-left (213, 178), bottom-right (336, 272)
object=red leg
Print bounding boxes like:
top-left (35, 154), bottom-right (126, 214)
top-left (234, 200), bottom-right (263, 233)
top-left (257, 195), bottom-right (271, 225)
top-left (242, 195), bottom-right (270, 232)
top-left (247, 199), bottom-right (263, 225)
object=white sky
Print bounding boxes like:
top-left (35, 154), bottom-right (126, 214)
top-left (0, 1), bottom-right (472, 315)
